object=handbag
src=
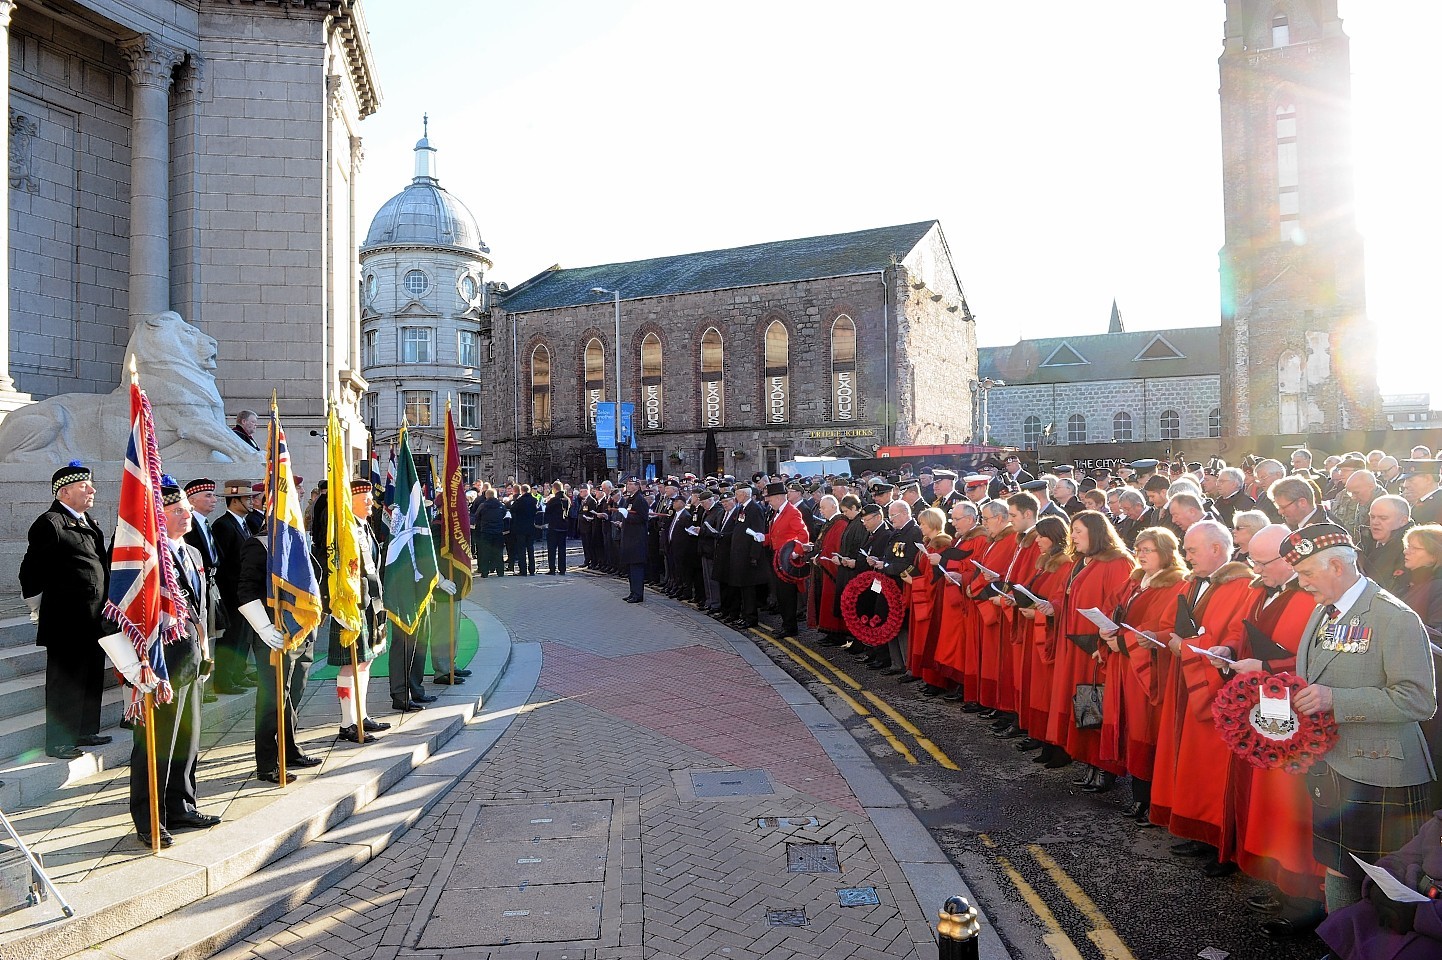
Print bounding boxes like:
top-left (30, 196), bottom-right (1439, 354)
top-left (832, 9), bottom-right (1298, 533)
top-left (1072, 666), bottom-right (1104, 731)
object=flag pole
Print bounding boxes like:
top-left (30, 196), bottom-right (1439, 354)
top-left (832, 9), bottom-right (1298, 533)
top-left (448, 584), bottom-right (457, 686)
top-left (144, 691), bottom-right (161, 853)
top-left (271, 392), bottom-right (288, 788)
top-left (350, 642), bottom-right (364, 743)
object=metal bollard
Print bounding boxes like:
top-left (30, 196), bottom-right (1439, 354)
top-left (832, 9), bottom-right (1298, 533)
top-left (937, 895), bottom-right (981, 960)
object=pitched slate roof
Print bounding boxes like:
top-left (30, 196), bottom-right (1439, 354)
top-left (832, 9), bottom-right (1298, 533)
top-left (978, 326), bottom-right (1222, 385)
top-left (498, 221), bottom-right (938, 314)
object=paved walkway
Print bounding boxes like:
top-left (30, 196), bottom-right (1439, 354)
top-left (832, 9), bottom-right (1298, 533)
top-left (215, 569), bottom-right (991, 960)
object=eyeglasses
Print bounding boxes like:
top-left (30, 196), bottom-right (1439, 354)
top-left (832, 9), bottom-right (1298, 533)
top-left (1134, 546), bottom-right (1159, 556)
top-left (1248, 555), bottom-right (1283, 569)
top-left (1273, 498), bottom-right (1297, 511)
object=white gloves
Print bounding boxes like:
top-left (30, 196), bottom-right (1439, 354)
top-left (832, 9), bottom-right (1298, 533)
top-left (438, 578), bottom-right (458, 596)
top-left (98, 632), bottom-right (155, 693)
top-left (749, 529), bottom-right (766, 543)
top-left (24, 594), bottom-right (41, 624)
top-left (238, 599), bottom-right (287, 651)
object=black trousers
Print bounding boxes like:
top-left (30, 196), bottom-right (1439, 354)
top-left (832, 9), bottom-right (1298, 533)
top-left (548, 529), bottom-right (568, 573)
top-left (628, 563), bottom-right (646, 599)
top-left (738, 579), bottom-right (758, 626)
top-left (214, 611), bottom-right (255, 687)
top-left (130, 678), bottom-right (200, 831)
top-left (45, 642), bottom-right (104, 750)
top-left (773, 571), bottom-right (800, 634)
top-left (389, 618), bottom-right (427, 704)
top-left (254, 650), bottom-right (301, 773)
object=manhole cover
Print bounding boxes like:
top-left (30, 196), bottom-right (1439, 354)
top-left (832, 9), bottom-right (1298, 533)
top-left (786, 842), bottom-right (840, 873)
top-left (691, 769), bottom-right (775, 798)
top-left (837, 887), bottom-right (879, 907)
top-left (767, 908), bottom-right (807, 927)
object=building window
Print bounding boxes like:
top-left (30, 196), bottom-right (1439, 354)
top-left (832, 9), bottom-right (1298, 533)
top-left (640, 332), bottom-right (663, 430)
top-left (403, 390), bottom-right (433, 428)
top-left (459, 392), bottom-right (480, 429)
top-left (401, 327), bottom-right (432, 363)
top-left (1277, 104), bottom-right (1299, 242)
top-left (1208, 407), bottom-right (1222, 438)
top-left (1271, 13), bottom-right (1289, 47)
top-left (461, 455), bottom-right (483, 485)
top-left (1159, 409), bottom-right (1181, 440)
top-left (1067, 414), bottom-right (1087, 444)
top-left (764, 320), bottom-right (789, 424)
top-left (362, 329), bottom-right (378, 368)
top-left (1023, 415), bottom-right (1043, 448)
top-left (459, 274), bottom-right (477, 303)
top-left (404, 269), bottom-right (429, 297)
top-left (1112, 411), bottom-right (1133, 442)
top-left (364, 392), bottom-right (378, 430)
top-left (458, 331), bottom-right (476, 368)
top-left (584, 338), bottom-right (606, 428)
top-left (830, 315), bottom-right (858, 421)
top-left (701, 327), bottom-right (724, 427)
top-left (531, 344), bottom-right (552, 433)
top-left (364, 274), bottom-right (378, 301)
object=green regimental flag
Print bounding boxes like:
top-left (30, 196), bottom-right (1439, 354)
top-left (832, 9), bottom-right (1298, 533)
top-left (382, 426), bottom-right (439, 633)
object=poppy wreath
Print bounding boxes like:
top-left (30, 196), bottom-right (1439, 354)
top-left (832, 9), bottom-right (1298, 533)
top-left (841, 571), bottom-right (905, 646)
top-left (1211, 671), bottom-right (1338, 775)
top-left (773, 539), bottom-right (811, 585)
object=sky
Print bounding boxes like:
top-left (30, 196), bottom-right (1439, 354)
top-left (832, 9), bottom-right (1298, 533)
top-left (353, 0), bottom-right (1442, 400)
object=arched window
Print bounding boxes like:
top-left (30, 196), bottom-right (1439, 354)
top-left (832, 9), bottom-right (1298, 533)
top-left (1112, 411), bottom-right (1133, 442)
top-left (1067, 414), bottom-right (1087, 444)
top-left (530, 344), bottom-right (551, 433)
top-left (1208, 407), bottom-right (1223, 438)
top-left (1271, 13), bottom-right (1289, 47)
top-left (640, 332), bottom-right (663, 430)
top-left (583, 338), bottom-right (605, 428)
top-left (1159, 409), bottom-right (1180, 441)
top-left (1278, 352), bottom-right (1304, 434)
top-left (1277, 104), bottom-right (1299, 242)
top-left (700, 327), bottom-right (724, 427)
top-left (830, 315), bottom-right (858, 421)
top-left (764, 320), bottom-right (789, 424)
top-left (1023, 416), bottom-right (1042, 448)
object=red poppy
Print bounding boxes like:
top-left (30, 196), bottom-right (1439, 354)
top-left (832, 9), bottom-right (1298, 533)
top-left (1211, 670), bottom-right (1337, 774)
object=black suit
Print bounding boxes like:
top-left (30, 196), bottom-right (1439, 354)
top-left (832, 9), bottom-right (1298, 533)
top-left (19, 501), bottom-right (109, 751)
top-left (210, 509), bottom-right (258, 688)
top-left (237, 537), bottom-right (302, 774)
top-left (1416, 490), bottom-right (1442, 526)
top-left (621, 491), bottom-right (650, 599)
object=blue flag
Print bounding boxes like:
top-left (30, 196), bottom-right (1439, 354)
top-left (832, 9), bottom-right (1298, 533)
top-left (265, 404), bottom-right (322, 649)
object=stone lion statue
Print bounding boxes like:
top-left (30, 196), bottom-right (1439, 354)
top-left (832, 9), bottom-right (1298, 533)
top-left (0, 312), bottom-right (263, 464)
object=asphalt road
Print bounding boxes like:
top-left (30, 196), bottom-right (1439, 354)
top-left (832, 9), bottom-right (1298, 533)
top-left (738, 605), bottom-right (1329, 960)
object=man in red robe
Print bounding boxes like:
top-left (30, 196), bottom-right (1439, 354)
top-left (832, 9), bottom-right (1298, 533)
top-left (763, 480), bottom-right (810, 638)
top-left (968, 500), bottom-right (1018, 712)
top-left (993, 492), bottom-right (1041, 740)
top-left (808, 495), bottom-right (851, 645)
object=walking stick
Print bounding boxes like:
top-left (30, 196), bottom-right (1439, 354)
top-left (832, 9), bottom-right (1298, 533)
top-left (143, 692), bottom-right (161, 853)
top-left (448, 586), bottom-right (457, 686)
top-left (349, 641), bottom-right (363, 743)
top-left (274, 647), bottom-right (287, 787)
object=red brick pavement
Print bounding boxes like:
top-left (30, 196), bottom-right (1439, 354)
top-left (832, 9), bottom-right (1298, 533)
top-left (540, 640), bottom-right (865, 814)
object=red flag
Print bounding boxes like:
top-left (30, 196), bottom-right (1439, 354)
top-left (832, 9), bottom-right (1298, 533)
top-left (438, 402), bottom-right (473, 598)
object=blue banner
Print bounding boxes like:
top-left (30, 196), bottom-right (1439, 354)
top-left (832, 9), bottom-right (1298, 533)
top-left (619, 402), bottom-right (636, 445)
top-left (595, 402), bottom-right (617, 449)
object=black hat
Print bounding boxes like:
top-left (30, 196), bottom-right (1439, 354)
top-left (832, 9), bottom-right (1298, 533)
top-left (871, 482), bottom-right (895, 494)
top-left (1090, 467), bottom-right (1112, 479)
top-left (184, 477), bottom-right (216, 496)
top-left (159, 474), bottom-right (185, 506)
top-left (763, 481), bottom-right (787, 498)
top-left (1128, 458), bottom-right (1160, 472)
top-left (1279, 523), bottom-right (1355, 566)
top-left (982, 459), bottom-right (1002, 471)
top-left (898, 480), bottom-right (920, 493)
top-left (1052, 465), bottom-right (1075, 475)
top-left (52, 460), bottom-right (91, 495)
top-left (933, 468), bottom-right (958, 481)
top-left (860, 503), bottom-right (884, 517)
top-left (1020, 479), bottom-right (1049, 492)
top-left (1004, 453), bottom-right (1021, 463)
top-left (1401, 459), bottom-right (1442, 479)
top-left (1187, 462), bottom-right (1203, 472)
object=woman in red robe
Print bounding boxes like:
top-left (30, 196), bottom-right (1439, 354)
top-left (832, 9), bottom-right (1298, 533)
top-left (1015, 515), bottom-right (1071, 763)
top-left (1099, 527), bottom-right (1187, 822)
top-left (902, 508), bottom-right (951, 689)
top-left (1045, 511), bottom-right (1135, 787)
top-left (808, 496), bottom-right (853, 643)
top-left (933, 502), bottom-right (985, 698)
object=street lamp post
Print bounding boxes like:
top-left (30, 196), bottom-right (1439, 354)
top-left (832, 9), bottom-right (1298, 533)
top-left (590, 286), bottom-right (622, 475)
top-left (979, 377), bottom-right (1005, 445)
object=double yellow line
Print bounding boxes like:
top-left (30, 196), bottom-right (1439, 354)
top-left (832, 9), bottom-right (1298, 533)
top-left (978, 835), bottom-right (1136, 960)
top-left (749, 627), bottom-right (959, 770)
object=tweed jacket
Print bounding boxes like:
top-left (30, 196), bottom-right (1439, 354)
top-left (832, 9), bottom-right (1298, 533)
top-left (1296, 579), bottom-right (1437, 787)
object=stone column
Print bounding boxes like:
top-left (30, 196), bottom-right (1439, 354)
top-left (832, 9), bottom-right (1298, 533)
top-left (0, 0), bottom-right (19, 398)
top-left (118, 35), bottom-right (185, 326)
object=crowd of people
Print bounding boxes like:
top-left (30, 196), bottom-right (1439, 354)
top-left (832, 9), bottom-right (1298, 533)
top-left (495, 445), bottom-right (1442, 958)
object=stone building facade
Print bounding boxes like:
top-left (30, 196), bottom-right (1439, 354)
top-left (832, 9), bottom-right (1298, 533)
top-left (359, 130), bottom-right (489, 467)
top-left (476, 221), bottom-right (975, 482)
top-left (0, 0), bottom-right (380, 474)
top-left (979, 311), bottom-right (1223, 451)
top-left (1217, 0), bottom-right (1379, 435)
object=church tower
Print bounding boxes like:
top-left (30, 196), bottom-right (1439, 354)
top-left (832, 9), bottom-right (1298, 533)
top-left (1218, 0), bottom-right (1379, 436)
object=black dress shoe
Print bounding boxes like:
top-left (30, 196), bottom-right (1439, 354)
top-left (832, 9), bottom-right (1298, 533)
top-left (433, 674), bottom-right (465, 684)
top-left (1202, 860), bottom-right (1238, 878)
top-left (1043, 751), bottom-right (1072, 769)
top-left (392, 700), bottom-right (425, 712)
top-left (47, 746), bottom-right (82, 760)
top-left (960, 701), bottom-right (983, 713)
top-left (169, 811), bottom-right (220, 829)
top-left (212, 682), bottom-right (243, 695)
top-left (624, 596), bottom-right (643, 604)
top-left (256, 769), bottom-right (297, 784)
top-left (77, 734), bottom-right (113, 746)
top-left (1122, 801), bottom-right (1146, 818)
top-left (363, 716), bottom-right (392, 732)
top-left (880, 664), bottom-right (903, 674)
top-left (993, 724), bottom-right (1024, 740)
top-left (990, 716), bottom-right (1013, 731)
top-left (339, 724), bottom-right (379, 744)
top-left (454, 669), bottom-right (473, 677)
top-left (1014, 737), bottom-right (1042, 751)
top-left (287, 753), bottom-right (323, 768)
top-left (1170, 840), bottom-right (1213, 858)
top-left (1082, 772), bottom-right (1117, 793)
top-left (1033, 745), bottom-right (1056, 764)
top-left (921, 684), bottom-right (946, 697)
top-left (137, 828), bottom-right (175, 847)
top-left (1133, 807), bottom-right (1155, 827)
top-left (899, 674), bottom-right (923, 685)
top-left (1073, 766), bottom-right (1099, 786)
top-left (1246, 893), bottom-right (1282, 914)
top-left (942, 690), bottom-right (967, 702)
top-left (413, 694), bottom-right (439, 703)
top-left (978, 708), bottom-right (999, 719)
top-left (1261, 909), bottom-right (1324, 938)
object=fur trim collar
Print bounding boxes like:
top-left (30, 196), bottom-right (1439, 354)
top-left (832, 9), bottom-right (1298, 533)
top-left (1208, 560), bottom-right (1252, 586)
top-left (1132, 567), bottom-right (1186, 589)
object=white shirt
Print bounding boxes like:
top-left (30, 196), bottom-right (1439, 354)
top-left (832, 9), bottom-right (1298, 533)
top-left (1330, 575), bottom-right (1369, 621)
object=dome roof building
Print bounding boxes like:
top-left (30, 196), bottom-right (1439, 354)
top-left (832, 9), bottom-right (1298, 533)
top-left (360, 122), bottom-right (492, 475)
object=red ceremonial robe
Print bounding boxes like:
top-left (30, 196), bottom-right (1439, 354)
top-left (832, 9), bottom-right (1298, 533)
top-left (1000, 531), bottom-right (1041, 716)
top-left (973, 527), bottom-right (1019, 708)
top-left (936, 532), bottom-right (987, 688)
top-left (1231, 582), bottom-right (1325, 900)
top-left (809, 514), bottom-right (849, 634)
top-left (1100, 570), bottom-right (1187, 780)
top-left (1022, 559), bottom-right (1071, 738)
top-left (1046, 551), bottom-right (1135, 768)
top-left (905, 534), bottom-right (953, 687)
top-left (1148, 561), bottom-right (1253, 851)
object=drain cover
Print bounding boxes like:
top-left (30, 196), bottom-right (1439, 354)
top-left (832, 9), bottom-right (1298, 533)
top-left (786, 842), bottom-right (840, 873)
top-left (767, 908), bottom-right (807, 927)
top-left (691, 769), bottom-right (775, 798)
top-left (837, 887), bottom-right (879, 907)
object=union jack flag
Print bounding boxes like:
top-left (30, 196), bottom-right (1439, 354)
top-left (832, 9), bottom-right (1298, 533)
top-left (103, 382), bottom-right (183, 722)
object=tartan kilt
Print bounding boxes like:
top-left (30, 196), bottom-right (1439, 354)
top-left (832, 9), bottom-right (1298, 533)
top-left (1311, 767), bottom-right (1433, 879)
